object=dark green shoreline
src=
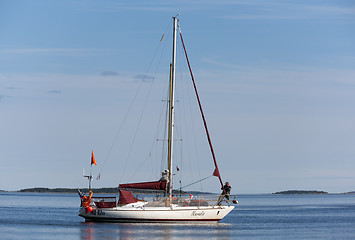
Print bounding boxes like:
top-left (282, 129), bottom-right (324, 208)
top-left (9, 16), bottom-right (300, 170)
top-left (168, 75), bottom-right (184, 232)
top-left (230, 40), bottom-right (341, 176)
top-left (1, 188), bottom-right (354, 195)
top-left (18, 187), bottom-right (118, 194)
top-left (15, 187), bottom-right (207, 195)
top-left (273, 190), bottom-right (328, 195)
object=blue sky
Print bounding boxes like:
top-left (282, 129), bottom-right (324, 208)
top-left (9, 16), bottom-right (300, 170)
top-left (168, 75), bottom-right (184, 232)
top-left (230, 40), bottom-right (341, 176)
top-left (0, 0), bottom-right (354, 194)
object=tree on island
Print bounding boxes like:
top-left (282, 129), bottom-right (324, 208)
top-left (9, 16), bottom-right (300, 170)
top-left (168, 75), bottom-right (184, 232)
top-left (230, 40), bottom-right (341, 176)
top-left (273, 190), bottom-right (328, 194)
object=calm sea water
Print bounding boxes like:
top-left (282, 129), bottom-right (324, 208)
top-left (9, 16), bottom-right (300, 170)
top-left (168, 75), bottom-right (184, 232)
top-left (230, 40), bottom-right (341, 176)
top-left (0, 192), bottom-right (354, 239)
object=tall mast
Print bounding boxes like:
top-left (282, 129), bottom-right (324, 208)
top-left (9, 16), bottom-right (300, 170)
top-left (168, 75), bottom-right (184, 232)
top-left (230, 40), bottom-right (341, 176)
top-left (167, 16), bottom-right (178, 200)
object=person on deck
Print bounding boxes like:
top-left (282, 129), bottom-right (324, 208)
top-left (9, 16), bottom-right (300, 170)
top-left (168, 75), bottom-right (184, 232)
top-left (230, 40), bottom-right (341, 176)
top-left (217, 182), bottom-right (231, 205)
top-left (81, 191), bottom-right (93, 207)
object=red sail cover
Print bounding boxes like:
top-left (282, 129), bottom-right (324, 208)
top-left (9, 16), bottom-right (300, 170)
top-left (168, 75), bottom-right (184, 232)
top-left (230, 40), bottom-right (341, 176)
top-left (118, 189), bottom-right (138, 205)
top-left (119, 180), bottom-right (167, 190)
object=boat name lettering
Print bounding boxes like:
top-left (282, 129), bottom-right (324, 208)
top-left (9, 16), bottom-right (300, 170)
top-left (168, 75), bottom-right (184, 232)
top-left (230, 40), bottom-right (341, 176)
top-left (191, 211), bottom-right (205, 216)
top-left (91, 210), bottom-right (105, 216)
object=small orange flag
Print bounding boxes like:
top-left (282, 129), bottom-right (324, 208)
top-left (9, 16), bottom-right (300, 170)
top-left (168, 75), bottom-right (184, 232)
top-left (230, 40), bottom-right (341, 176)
top-left (91, 150), bottom-right (96, 165)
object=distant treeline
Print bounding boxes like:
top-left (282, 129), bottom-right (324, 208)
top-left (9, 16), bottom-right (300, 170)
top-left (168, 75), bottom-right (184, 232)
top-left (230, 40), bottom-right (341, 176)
top-left (19, 187), bottom-right (119, 194)
top-left (273, 190), bottom-right (328, 194)
top-left (16, 188), bottom-right (354, 195)
top-left (17, 187), bottom-right (213, 195)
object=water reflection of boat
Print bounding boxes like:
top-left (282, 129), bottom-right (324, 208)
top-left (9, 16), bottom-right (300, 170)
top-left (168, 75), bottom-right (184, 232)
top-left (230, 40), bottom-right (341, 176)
top-left (80, 222), bottom-right (232, 240)
top-left (78, 16), bottom-right (236, 223)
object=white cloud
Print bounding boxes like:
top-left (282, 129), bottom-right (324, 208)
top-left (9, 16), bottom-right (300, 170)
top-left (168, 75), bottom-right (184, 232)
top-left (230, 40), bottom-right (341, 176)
top-left (220, 2), bottom-right (355, 21)
top-left (48, 90), bottom-right (62, 94)
top-left (101, 71), bottom-right (119, 77)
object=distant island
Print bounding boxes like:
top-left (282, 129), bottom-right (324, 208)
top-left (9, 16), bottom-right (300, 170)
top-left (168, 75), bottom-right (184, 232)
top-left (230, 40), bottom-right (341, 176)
top-left (17, 187), bottom-right (206, 195)
top-left (19, 187), bottom-right (118, 194)
top-left (273, 190), bottom-right (328, 195)
top-left (5, 188), bottom-right (353, 195)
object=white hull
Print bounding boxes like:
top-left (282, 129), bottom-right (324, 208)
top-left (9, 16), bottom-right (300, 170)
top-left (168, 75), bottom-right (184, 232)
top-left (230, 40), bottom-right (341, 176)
top-left (79, 205), bottom-right (234, 223)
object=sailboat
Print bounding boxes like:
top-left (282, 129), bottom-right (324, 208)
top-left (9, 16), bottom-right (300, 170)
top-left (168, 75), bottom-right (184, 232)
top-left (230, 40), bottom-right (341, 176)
top-left (78, 16), bottom-right (236, 223)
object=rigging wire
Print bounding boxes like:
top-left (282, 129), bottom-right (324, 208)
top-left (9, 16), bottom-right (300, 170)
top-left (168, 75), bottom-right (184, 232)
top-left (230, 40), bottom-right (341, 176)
top-left (122, 20), bottom-right (173, 183)
top-left (152, 89), bottom-right (169, 179)
top-left (180, 175), bottom-right (213, 189)
top-left (160, 90), bottom-right (169, 173)
top-left (175, 31), bottom-right (204, 191)
top-left (119, 70), bottom-right (156, 183)
top-left (174, 45), bottom-right (188, 189)
top-left (179, 24), bottom-right (225, 190)
top-left (128, 88), bottom-right (169, 181)
top-left (97, 70), bottom-right (146, 176)
top-left (97, 19), bottom-right (172, 181)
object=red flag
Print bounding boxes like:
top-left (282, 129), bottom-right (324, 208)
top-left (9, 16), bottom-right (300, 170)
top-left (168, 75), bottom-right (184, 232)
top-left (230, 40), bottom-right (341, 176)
top-left (91, 150), bottom-right (96, 165)
top-left (212, 167), bottom-right (220, 177)
top-left (176, 166), bottom-right (180, 172)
